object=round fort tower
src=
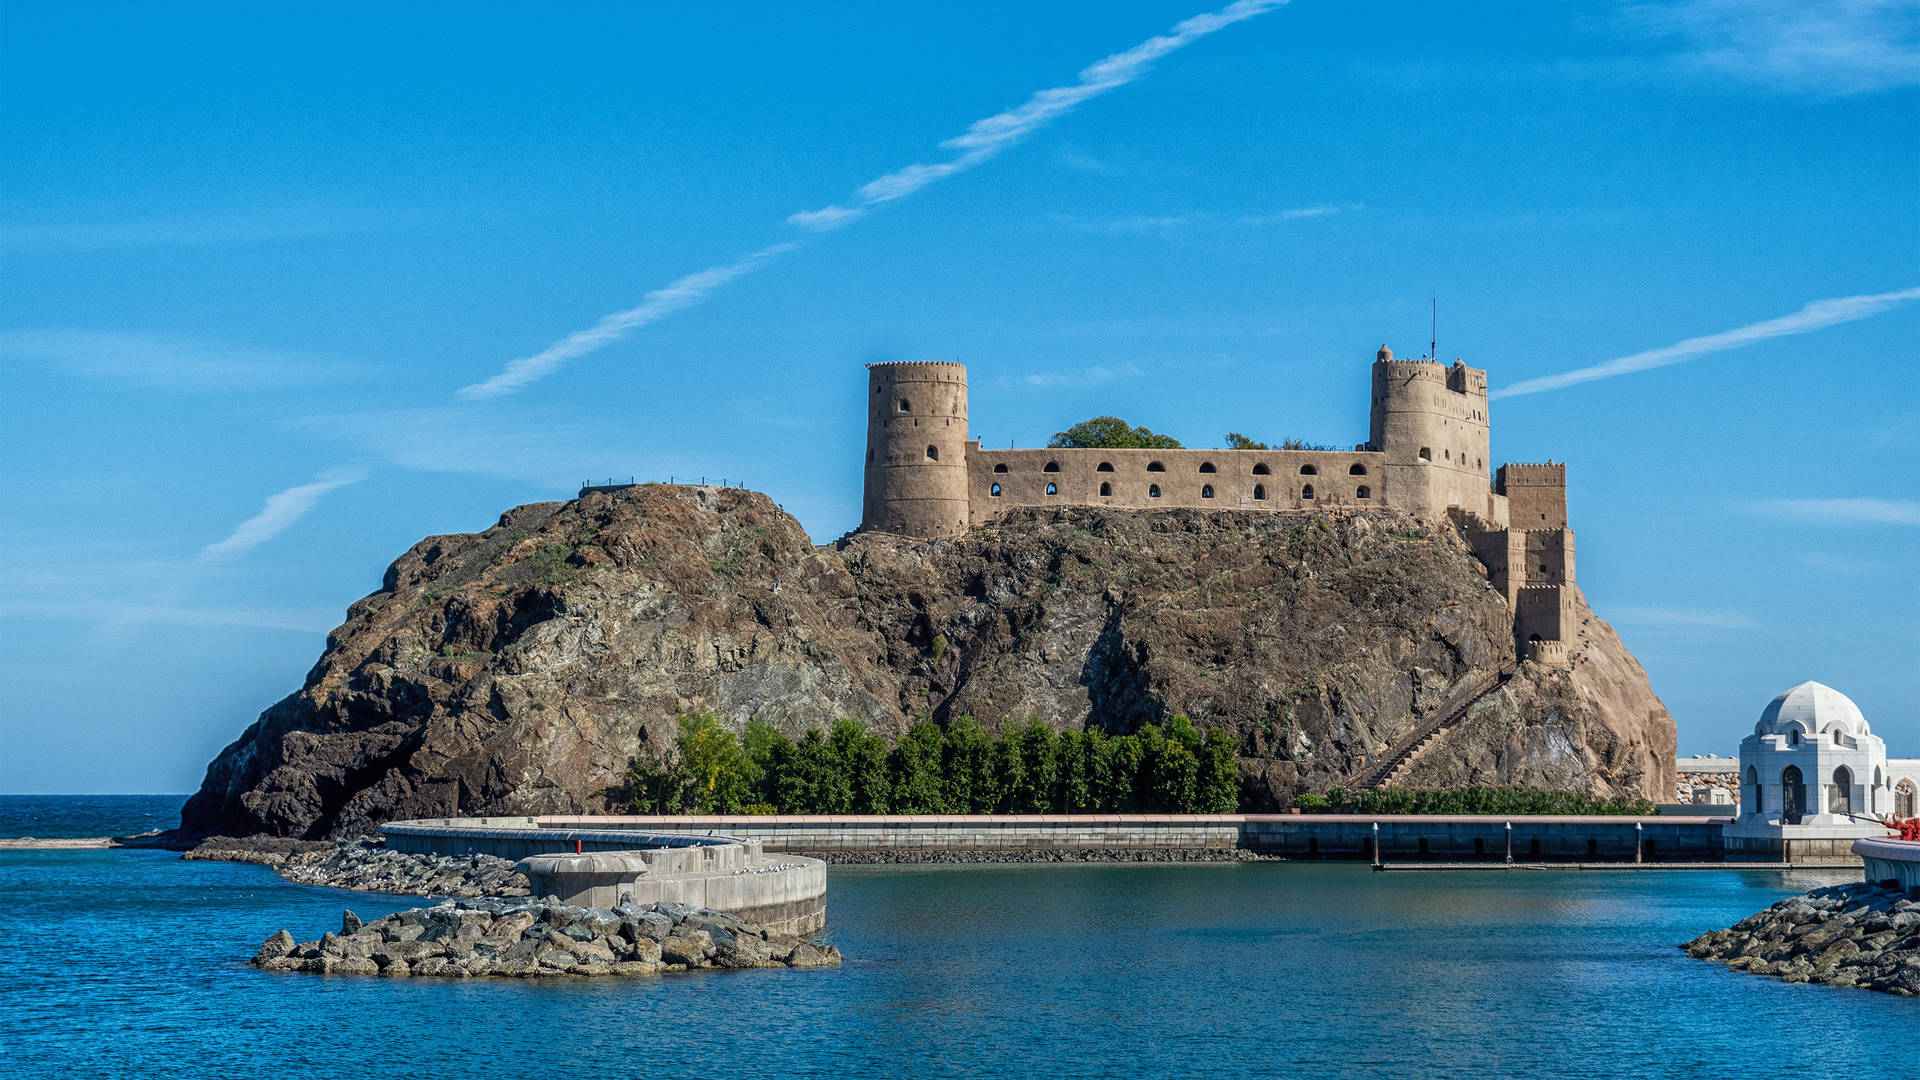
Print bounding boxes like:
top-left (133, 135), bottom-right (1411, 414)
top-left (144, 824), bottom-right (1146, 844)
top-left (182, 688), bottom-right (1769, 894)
top-left (861, 361), bottom-right (970, 536)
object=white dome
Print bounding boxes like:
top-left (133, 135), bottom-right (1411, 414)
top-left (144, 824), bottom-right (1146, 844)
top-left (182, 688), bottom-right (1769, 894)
top-left (1756, 681), bottom-right (1869, 738)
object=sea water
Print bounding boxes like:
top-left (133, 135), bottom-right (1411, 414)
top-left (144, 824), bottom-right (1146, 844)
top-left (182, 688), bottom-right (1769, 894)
top-left (1, 797), bottom-right (1910, 1079)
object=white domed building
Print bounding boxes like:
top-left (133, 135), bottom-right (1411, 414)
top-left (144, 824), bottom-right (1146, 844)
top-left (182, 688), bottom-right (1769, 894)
top-left (1724, 681), bottom-right (1920, 862)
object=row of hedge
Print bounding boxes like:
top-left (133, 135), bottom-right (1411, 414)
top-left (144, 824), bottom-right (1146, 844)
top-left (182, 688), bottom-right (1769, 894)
top-left (620, 713), bottom-right (1655, 817)
top-left (621, 712), bottom-right (1241, 815)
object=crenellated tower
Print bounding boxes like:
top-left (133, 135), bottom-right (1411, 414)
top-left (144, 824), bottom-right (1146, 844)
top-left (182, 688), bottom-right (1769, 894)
top-left (1367, 346), bottom-right (1496, 521)
top-left (861, 361), bottom-right (971, 537)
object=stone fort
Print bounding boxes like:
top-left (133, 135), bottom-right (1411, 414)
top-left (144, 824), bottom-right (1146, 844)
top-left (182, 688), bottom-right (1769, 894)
top-left (860, 346), bottom-right (1576, 668)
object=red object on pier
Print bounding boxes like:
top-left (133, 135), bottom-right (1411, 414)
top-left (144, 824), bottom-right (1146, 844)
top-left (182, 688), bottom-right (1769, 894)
top-left (1887, 818), bottom-right (1920, 842)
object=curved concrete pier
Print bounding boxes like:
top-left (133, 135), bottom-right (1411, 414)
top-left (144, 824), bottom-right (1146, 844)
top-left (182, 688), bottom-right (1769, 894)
top-left (380, 819), bottom-right (827, 933)
top-left (1854, 837), bottom-right (1920, 894)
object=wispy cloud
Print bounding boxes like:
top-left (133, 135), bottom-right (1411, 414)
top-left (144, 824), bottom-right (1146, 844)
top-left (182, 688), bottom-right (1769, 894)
top-left (457, 241), bottom-right (801, 400)
top-left (1054, 203), bottom-right (1357, 233)
top-left (1491, 286), bottom-right (1920, 399)
top-left (1749, 497), bottom-right (1920, 527)
top-left (1056, 149), bottom-right (1114, 174)
top-left (1800, 552), bottom-right (1884, 575)
top-left (200, 467), bottom-right (370, 561)
top-left (1621, 0), bottom-right (1920, 96)
top-left (805, 0), bottom-right (1288, 223)
top-left (1608, 605), bottom-right (1763, 630)
top-left (1, 329), bottom-right (360, 390)
top-left (1002, 363), bottom-right (1144, 389)
top-left (460, 1), bottom-right (1290, 400)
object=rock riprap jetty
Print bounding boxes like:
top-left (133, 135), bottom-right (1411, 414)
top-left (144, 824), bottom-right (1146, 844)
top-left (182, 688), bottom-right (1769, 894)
top-left (252, 898), bottom-right (841, 978)
top-left (185, 837), bottom-right (530, 897)
top-left (1681, 882), bottom-right (1920, 995)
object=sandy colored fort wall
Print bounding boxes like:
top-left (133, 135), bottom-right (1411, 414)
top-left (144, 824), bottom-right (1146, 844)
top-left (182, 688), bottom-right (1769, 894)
top-left (969, 447), bottom-right (1386, 522)
top-left (1369, 357), bottom-right (1493, 520)
top-left (1499, 462), bottom-right (1568, 528)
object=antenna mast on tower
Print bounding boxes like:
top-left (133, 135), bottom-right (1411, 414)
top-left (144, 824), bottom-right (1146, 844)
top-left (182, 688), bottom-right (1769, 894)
top-left (1430, 297), bottom-right (1437, 363)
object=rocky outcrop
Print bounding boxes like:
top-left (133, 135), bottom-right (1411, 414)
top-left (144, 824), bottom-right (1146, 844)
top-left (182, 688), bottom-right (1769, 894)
top-left (185, 837), bottom-right (527, 896)
top-left (180, 485), bottom-right (1675, 840)
top-left (1682, 883), bottom-right (1920, 995)
top-left (251, 898), bottom-right (841, 978)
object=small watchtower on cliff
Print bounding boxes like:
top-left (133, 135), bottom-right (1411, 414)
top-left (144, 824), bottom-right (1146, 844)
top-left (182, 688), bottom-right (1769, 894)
top-left (1366, 345), bottom-right (1496, 521)
top-left (861, 361), bottom-right (971, 537)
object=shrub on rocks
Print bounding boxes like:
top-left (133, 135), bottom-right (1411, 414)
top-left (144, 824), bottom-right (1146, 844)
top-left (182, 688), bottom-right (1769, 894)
top-left (252, 898), bottom-right (841, 978)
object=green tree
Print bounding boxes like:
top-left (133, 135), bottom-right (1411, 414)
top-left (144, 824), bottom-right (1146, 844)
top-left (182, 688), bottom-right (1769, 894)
top-left (674, 709), bottom-right (750, 812)
top-left (1055, 728), bottom-right (1093, 812)
top-left (943, 715), bottom-right (996, 813)
top-left (1048, 416), bottom-right (1184, 450)
top-left (1150, 736), bottom-right (1200, 812)
top-left (890, 721), bottom-right (950, 813)
top-left (742, 720), bottom-right (791, 808)
top-left (1196, 727), bottom-right (1241, 813)
top-left (827, 718), bottom-right (889, 814)
top-left (1009, 717), bottom-right (1058, 813)
top-left (1091, 729), bottom-right (1143, 811)
top-left (1224, 432), bottom-right (1268, 450)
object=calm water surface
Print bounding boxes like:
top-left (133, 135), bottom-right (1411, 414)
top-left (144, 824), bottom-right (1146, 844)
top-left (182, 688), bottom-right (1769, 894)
top-left (2, 799), bottom-right (1911, 1078)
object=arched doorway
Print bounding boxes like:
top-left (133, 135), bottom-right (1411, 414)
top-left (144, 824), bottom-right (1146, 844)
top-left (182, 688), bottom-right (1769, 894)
top-left (1746, 765), bottom-right (1762, 814)
top-left (1781, 765), bottom-right (1805, 825)
top-left (1829, 765), bottom-right (1852, 816)
top-left (1896, 779), bottom-right (1916, 818)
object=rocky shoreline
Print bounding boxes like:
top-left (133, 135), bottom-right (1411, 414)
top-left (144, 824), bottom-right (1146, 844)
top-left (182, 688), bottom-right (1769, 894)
top-left (1682, 882), bottom-right (1919, 995)
top-left (252, 898), bottom-right (841, 978)
top-left (187, 837), bottom-right (528, 897)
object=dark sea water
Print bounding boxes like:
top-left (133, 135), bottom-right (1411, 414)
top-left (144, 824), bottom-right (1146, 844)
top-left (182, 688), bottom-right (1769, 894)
top-left (2, 798), bottom-right (1911, 1079)
top-left (0, 793), bottom-right (184, 838)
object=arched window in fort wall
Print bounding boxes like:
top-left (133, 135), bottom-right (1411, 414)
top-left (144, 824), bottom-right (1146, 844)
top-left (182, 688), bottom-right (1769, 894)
top-left (1099, 482), bottom-right (1112, 497)
top-left (926, 445), bottom-right (938, 460)
top-left (989, 483), bottom-right (1002, 497)
top-left (1147, 461), bottom-right (1166, 472)
top-left (1349, 463), bottom-right (1367, 476)
top-left (1045, 482), bottom-right (1058, 496)
top-left (1299, 464), bottom-right (1317, 476)
top-left (1253, 484), bottom-right (1265, 500)
top-left (993, 463), bottom-right (1008, 473)
top-left (1097, 462), bottom-right (1115, 472)
top-left (1252, 463), bottom-right (1270, 475)
top-left (1201, 484), bottom-right (1214, 499)
top-left (1419, 447), bottom-right (1431, 461)
top-left (1044, 461), bottom-right (1060, 473)
top-left (1301, 483), bottom-right (1315, 500)
top-left (1199, 462), bottom-right (1216, 473)
top-left (1149, 484), bottom-right (1161, 498)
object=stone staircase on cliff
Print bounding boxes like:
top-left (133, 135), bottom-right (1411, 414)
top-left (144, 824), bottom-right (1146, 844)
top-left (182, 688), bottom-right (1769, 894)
top-left (1352, 662), bottom-right (1518, 791)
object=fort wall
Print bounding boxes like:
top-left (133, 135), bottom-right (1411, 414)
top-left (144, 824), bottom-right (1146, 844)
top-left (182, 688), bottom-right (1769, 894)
top-left (969, 447), bottom-right (1386, 522)
top-left (856, 346), bottom-right (1579, 668)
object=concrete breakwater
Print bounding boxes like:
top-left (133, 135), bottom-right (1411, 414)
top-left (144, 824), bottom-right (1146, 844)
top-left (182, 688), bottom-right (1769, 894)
top-left (1681, 882), bottom-right (1919, 995)
top-left (250, 898), bottom-right (841, 978)
top-left (382, 821), bottom-right (828, 933)
top-left (524, 813), bottom-right (1729, 863)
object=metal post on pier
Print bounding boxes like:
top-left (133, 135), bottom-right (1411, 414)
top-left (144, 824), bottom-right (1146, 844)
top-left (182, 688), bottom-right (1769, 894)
top-left (1372, 821), bottom-right (1382, 870)
top-left (1505, 821), bottom-right (1513, 864)
top-left (1635, 821), bottom-right (1643, 864)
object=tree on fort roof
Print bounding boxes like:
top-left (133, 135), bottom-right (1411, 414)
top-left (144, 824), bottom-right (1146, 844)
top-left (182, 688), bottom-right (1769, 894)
top-left (1048, 416), bottom-right (1183, 450)
top-left (1225, 432), bottom-right (1268, 450)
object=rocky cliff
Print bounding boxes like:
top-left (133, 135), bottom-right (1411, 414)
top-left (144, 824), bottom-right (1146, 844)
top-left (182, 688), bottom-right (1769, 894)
top-left (180, 485), bottom-right (1675, 840)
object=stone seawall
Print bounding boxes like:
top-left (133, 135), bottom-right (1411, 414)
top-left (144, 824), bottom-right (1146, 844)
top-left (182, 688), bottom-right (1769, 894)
top-left (526, 814), bottom-right (1729, 862)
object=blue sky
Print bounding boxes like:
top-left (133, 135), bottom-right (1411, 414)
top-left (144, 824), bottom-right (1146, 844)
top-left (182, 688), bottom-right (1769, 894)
top-left (2, 1), bottom-right (1916, 794)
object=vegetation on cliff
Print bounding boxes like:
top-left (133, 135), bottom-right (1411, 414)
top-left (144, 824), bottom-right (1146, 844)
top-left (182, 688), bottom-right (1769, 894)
top-left (622, 710), bottom-right (1240, 814)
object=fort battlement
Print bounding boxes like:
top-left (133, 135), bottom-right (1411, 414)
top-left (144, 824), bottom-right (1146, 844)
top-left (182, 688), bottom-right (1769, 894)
top-left (856, 344), bottom-right (1577, 667)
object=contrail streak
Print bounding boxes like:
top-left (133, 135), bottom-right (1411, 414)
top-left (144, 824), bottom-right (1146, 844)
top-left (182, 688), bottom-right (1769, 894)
top-left (200, 466), bottom-right (369, 560)
top-left (459, 0), bottom-right (1289, 399)
top-left (1490, 286), bottom-right (1920, 400)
